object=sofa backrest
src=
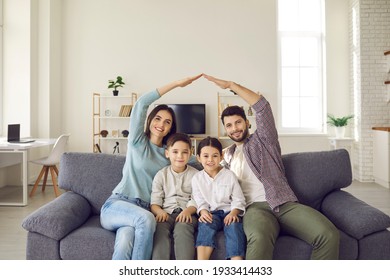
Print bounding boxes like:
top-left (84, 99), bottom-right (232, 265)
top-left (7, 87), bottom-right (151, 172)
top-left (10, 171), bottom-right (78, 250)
top-left (58, 152), bottom-right (126, 214)
top-left (282, 149), bottom-right (352, 210)
top-left (58, 149), bottom-right (352, 214)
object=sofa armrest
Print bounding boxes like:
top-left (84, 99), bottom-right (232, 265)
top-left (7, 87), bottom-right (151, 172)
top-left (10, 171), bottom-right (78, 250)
top-left (22, 192), bottom-right (91, 240)
top-left (322, 190), bottom-right (390, 239)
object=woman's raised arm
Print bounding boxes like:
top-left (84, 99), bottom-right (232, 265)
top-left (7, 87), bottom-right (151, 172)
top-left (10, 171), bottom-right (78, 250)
top-left (157, 74), bottom-right (202, 96)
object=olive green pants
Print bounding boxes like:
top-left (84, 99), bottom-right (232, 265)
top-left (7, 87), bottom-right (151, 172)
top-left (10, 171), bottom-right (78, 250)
top-left (243, 201), bottom-right (339, 260)
top-left (152, 212), bottom-right (197, 260)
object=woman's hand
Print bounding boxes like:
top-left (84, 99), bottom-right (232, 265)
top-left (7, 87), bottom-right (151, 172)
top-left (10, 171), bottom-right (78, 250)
top-left (176, 74), bottom-right (203, 87)
top-left (199, 209), bottom-right (213, 223)
top-left (157, 74), bottom-right (202, 96)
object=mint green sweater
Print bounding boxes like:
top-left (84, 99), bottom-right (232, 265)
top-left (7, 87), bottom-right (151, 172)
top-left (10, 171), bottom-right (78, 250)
top-left (111, 90), bottom-right (170, 202)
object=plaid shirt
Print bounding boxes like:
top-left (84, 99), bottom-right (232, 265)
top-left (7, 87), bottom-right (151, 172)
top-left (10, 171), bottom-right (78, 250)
top-left (223, 96), bottom-right (298, 211)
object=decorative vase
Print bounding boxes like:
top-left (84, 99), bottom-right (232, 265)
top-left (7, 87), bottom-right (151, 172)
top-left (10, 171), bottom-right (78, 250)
top-left (335, 126), bottom-right (345, 139)
top-left (122, 130), bottom-right (129, 138)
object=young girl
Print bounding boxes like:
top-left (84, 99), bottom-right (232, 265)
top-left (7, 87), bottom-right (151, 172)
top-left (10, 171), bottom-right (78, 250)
top-left (151, 133), bottom-right (198, 260)
top-left (100, 74), bottom-right (202, 260)
top-left (192, 136), bottom-right (246, 260)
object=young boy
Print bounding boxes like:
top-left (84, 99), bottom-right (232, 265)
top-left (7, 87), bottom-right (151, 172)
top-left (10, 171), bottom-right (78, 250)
top-left (150, 133), bottom-right (198, 260)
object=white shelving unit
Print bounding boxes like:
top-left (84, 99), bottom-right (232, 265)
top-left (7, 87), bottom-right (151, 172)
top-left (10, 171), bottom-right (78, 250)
top-left (93, 92), bottom-right (137, 154)
top-left (384, 50), bottom-right (390, 103)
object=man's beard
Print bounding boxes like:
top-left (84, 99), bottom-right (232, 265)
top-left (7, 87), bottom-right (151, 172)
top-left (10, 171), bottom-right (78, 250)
top-left (228, 126), bottom-right (249, 143)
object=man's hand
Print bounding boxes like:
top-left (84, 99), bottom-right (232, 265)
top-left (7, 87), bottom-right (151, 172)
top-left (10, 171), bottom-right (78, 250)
top-left (202, 74), bottom-right (232, 89)
top-left (203, 73), bottom-right (261, 106)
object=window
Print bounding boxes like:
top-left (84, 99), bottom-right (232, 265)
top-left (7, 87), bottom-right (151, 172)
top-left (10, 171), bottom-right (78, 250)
top-left (278, 0), bottom-right (325, 133)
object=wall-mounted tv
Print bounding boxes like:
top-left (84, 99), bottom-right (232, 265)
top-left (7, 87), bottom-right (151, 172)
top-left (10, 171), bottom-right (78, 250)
top-left (163, 104), bottom-right (206, 135)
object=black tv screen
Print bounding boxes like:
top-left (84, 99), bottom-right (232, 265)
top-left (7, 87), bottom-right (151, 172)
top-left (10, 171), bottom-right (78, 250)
top-left (166, 104), bottom-right (206, 135)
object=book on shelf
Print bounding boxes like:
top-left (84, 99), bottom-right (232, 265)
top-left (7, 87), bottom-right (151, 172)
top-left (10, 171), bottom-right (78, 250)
top-left (119, 105), bottom-right (133, 117)
top-left (119, 106), bottom-right (124, 117)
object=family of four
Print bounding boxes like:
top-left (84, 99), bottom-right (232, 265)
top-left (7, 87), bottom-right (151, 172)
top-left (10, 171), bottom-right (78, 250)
top-left (100, 74), bottom-right (340, 260)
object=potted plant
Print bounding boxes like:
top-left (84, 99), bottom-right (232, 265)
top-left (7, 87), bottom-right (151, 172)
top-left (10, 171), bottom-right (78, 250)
top-left (327, 114), bottom-right (354, 138)
top-left (108, 76), bottom-right (125, 96)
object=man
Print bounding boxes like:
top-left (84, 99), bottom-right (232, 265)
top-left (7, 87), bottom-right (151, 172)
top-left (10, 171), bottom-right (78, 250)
top-left (203, 74), bottom-right (339, 260)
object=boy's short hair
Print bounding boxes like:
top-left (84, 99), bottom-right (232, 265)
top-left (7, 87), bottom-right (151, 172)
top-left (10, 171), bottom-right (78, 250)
top-left (166, 133), bottom-right (192, 149)
top-left (221, 105), bottom-right (247, 125)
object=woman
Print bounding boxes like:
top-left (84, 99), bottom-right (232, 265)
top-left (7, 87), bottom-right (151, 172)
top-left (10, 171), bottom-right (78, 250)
top-left (100, 74), bottom-right (202, 260)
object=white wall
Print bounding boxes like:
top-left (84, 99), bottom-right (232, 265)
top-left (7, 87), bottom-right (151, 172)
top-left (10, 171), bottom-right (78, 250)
top-left (326, 0), bottom-right (350, 120)
top-left (58, 0), bottom-right (350, 154)
top-left (1, 0), bottom-right (353, 185)
top-left (60, 0), bottom-right (280, 153)
top-left (2, 0), bottom-right (32, 136)
top-left (33, 0), bottom-right (62, 139)
top-left (1, 0), bottom-right (62, 185)
top-left (351, 0), bottom-right (390, 181)
top-left (2, 0), bottom-right (62, 137)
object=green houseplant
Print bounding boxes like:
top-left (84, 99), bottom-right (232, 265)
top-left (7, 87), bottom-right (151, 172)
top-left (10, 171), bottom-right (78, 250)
top-left (327, 114), bottom-right (354, 138)
top-left (108, 76), bottom-right (125, 96)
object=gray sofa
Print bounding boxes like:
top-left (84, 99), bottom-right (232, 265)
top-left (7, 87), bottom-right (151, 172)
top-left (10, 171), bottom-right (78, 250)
top-left (22, 149), bottom-right (390, 259)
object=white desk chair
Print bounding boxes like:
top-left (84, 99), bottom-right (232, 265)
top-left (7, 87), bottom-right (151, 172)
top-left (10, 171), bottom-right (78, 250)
top-left (29, 134), bottom-right (70, 197)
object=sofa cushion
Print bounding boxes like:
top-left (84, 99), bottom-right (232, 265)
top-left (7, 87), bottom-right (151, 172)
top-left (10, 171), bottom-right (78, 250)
top-left (322, 190), bottom-right (390, 239)
top-left (26, 232), bottom-right (61, 260)
top-left (273, 235), bottom-right (312, 259)
top-left (282, 149), bottom-right (352, 210)
top-left (338, 230), bottom-right (358, 260)
top-left (358, 230), bottom-right (390, 259)
top-left (59, 153), bottom-right (126, 214)
top-left (60, 216), bottom-right (115, 260)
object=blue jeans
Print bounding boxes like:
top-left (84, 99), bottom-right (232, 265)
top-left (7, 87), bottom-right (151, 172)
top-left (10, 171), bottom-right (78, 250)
top-left (100, 193), bottom-right (156, 260)
top-left (196, 210), bottom-right (246, 259)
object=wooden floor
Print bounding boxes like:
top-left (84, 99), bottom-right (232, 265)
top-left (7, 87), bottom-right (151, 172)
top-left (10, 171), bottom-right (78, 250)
top-left (0, 185), bottom-right (65, 260)
top-left (0, 181), bottom-right (389, 260)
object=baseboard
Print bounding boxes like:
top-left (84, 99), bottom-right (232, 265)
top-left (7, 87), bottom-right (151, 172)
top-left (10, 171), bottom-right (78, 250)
top-left (373, 177), bottom-right (390, 189)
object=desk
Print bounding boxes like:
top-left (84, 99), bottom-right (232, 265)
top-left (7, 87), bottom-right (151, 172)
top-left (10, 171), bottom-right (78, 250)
top-left (0, 138), bottom-right (56, 206)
